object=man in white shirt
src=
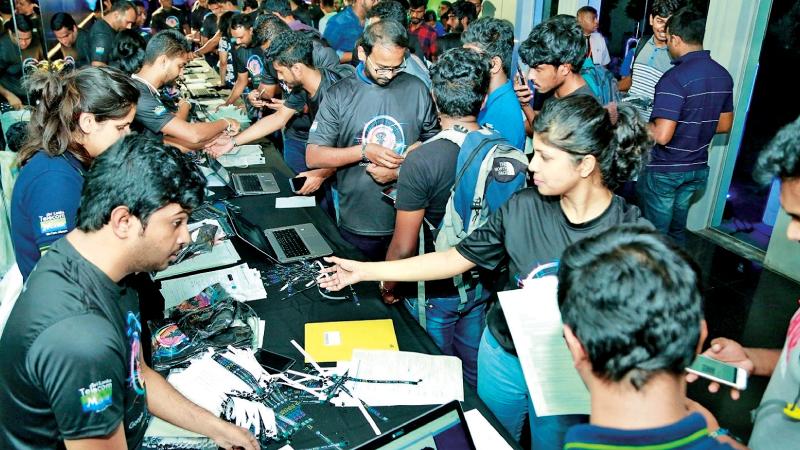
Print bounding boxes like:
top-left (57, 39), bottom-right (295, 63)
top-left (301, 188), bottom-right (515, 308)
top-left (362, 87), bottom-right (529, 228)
top-left (577, 6), bottom-right (609, 66)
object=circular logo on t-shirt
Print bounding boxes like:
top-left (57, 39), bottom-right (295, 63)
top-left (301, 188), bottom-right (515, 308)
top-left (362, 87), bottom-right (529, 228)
top-left (166, 15), bottom-right (180, 28)
top-left (127, 312), bottom-right (146, 395)
top-left (361, 115), bottom-right (406, 154)
top-left (247, 54), bottom-right (264, 77)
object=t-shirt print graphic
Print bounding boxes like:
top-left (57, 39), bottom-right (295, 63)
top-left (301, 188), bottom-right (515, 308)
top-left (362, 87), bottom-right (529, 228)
top-left (516, 260), bottom-right (560, 289)
top-left (359, 115), bottom-right (406, 166)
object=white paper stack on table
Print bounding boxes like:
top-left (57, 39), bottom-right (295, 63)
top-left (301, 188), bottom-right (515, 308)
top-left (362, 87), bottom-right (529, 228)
top-left (498, 277), bottom-right (591, 416)
top-left (342, 349), bottom-right (464, 407)
top-left (464, 409), bottom-right (514, 450)
top-left (217, 144), bottom-right (266, 167)
top-left (159, 262), bottom-right (267, 310)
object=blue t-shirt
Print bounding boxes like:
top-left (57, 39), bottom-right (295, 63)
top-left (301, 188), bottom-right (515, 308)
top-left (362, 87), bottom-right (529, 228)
top-left (10, 151), bottom-right (85, 280)
top-left (648, 50), bottom-right (733, 173)
top-left (322, 6), bottom-right (363, 53)
top-left (564, 412), bottom-right (736, 449)
top-left (477, 80), bottom-right (526, 150)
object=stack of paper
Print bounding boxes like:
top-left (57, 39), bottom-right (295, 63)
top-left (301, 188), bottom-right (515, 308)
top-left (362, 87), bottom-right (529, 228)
top-left (344, 349), bottom-right (464, 406)
top-left (498, 278), bottom-right (591, 416)
top-left (218, 145), bottom-right (265, 167)
top-left (153, 239), bottom-right (240, 280)
top-left (159, 263), bottom-right (267, 310)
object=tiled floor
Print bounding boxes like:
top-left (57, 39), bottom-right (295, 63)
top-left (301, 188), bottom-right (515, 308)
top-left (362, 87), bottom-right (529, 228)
top-left (684, 232), bottom-right (800, 442)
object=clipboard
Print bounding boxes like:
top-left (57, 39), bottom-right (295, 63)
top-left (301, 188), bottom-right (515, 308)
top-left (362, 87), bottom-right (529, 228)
top-left (303, 319), bottom-right (399, 362)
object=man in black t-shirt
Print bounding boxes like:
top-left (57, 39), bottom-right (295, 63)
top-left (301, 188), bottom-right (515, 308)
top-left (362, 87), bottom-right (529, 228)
top-left (0, 135), bottom-right (258, 450)
top-left (0, 16), bottom-right (41, 107)
top-left (189, 0), bottom-right (209, 38)
top-left (206, 31), bottom-right (348, 216)
top-left (150, 0), bottom-right (190, 34)
top-left (195, 0), bottom-right (238, 66)
top-left (132, 30), bottom-right (238, 149)
top-left (307, 20), bottom-right (439, 261)
top-left (222, 12), bottom-right (262, 106)
top-left (383, 48), bottom-right (491, 387)
top-left (514, 14), bottom-right (598, 134)
top-left (51, 12), bottom-right (91, 67)
top-left (88, 0), bottom-right (137, 65)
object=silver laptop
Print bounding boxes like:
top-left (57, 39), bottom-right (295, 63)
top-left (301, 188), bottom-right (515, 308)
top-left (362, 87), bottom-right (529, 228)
top-left (227, 210), bottom-right (333, 263)
top-left (208, 157), bottom-right (279, 196)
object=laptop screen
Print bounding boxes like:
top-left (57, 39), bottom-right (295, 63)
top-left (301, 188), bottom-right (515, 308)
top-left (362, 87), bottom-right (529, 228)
top-left (226, 211), bottom-right (279, 260)
top-left (208, 158), bottom-right (233, 187)
top-left (355, 402), bottom-right (475, 450)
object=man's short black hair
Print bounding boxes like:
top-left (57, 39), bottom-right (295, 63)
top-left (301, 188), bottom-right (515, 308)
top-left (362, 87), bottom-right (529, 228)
top-left (651, 0), bottom-right (680, 18)
top-left (754, 116), bottom-right (800, 184)
top-left (144, 29), bottom-right (191, 64)
top-left (243, 0), bottom-right (258, 10)
top-left (50, 12), bottom-right (77, 31)
top-left (666, 7), bottom-right (706, 45)
top-left (109, 0), bottom-right (136, 14)
top-left (268, 30), bottom-right (314, 68)
top-left (576, 5), bottom-right (597, 17)
top-left (254, 13), bottom-right (290, 46)
top-left (133, 0), bottom-right (145, 8)
top-left (367, 0), bottom-right (408, 27)
top-left (451, 0), bottom-right (477, 22)
top-left (461, 17), bottom-right (514, 76)
top-left (360, 19), bottom-right (409, 55)
top-left (409, 0), bottom-right (426, 9)
top-left (76, 133), bottom-right (205, 231)
top-left (558, 225), bottom-right (704, 390)
top-left (519, 14), bottom-right (584, 72)
top-left (230, 11), bottom-right (255, 29)
top-left (261, 0), bottom-right (292, 16)
top-left (0, 0), bottom-right (12, 15)
top-left (10, 13), bottom-right (34, 33)
top-left (430, 47), bottom-right (490, 118)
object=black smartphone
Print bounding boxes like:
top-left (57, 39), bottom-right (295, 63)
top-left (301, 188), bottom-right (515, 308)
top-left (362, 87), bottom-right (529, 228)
top-left (254, 349), bottom-right (296, 374)
top-left (290, 176), bottom-right (307, 193)
top-left (516, 61), bottom-right (527, 84)
top-left (381, 185), bottom-right (397, 203)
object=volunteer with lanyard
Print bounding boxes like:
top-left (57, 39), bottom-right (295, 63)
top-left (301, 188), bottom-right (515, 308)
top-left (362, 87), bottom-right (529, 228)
top-left (10, 66), bottom-right (139, 280)
top-left (320, 95), bottom-right (653, 449)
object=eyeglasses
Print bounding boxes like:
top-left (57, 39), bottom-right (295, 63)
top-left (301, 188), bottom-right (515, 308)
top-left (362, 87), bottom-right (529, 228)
top-left (366, 56), bottom-right (406, 76)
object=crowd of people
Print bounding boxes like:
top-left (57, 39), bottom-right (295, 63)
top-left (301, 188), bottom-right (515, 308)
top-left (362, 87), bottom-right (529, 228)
top-left (1, 0), bottom-right (798, 449)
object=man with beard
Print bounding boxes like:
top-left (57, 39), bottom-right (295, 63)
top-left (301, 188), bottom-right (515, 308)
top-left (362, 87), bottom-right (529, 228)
top-left (0, 134), bottom-right (258, 450)
top-left (408, 0), bottom-right (437, 60)
top-left (436, 0), bottom-right (476, 58)
top-left (306, 20), bottom-right (439, 261)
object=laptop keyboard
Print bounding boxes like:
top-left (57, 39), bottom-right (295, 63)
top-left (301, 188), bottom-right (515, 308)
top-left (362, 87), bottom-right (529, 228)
top-left (273, 228), bottom-right (311, 258)
top-left (239, 174), bottom-right (262, 192)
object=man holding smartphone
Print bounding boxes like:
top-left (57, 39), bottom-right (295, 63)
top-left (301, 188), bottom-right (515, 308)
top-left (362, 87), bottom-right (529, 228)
top-left (687, 116), bottom-right (800, 449)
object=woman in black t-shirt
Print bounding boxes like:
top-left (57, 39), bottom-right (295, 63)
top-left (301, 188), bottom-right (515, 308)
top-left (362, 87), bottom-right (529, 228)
top-left (320, 95), bottom-right (653, 449)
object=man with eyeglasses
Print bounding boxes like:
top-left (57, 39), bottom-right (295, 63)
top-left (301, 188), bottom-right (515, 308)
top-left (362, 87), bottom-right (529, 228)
top-left (306, 20), bottom-right (439, 261)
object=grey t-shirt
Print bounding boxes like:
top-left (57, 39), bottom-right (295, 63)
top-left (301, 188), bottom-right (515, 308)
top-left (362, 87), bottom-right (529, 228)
top-left (748, 308), bottom-right (800, 449)
top-left (307, 70), bottom-right (440, 236)
top-left (0, 238), bottom-right (148, 449)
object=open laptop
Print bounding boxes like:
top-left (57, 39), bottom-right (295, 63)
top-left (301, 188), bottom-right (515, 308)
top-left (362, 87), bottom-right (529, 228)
top-left (226, 209), bottom-right (333, 263)
top-left (354, 401), bottom-right (476, 450)
top-left (185, 83), bottom-right (219, 98)
top-left (207, 157), bottom-right (279, 196)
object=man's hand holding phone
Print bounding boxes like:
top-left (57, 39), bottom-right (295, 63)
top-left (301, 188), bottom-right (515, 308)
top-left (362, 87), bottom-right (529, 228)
top-left (364, 143), bottom-right (404, 169)
top-left (686, 338), bottom-right (754, 400)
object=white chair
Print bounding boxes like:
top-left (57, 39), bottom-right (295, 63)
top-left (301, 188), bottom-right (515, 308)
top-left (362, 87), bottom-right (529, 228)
top-left (0, 263), bottom-right (23, 339)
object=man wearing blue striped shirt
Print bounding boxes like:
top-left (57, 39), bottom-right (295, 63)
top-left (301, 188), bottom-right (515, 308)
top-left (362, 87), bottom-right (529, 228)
top-left (637, 7), bottom-right (734, 243)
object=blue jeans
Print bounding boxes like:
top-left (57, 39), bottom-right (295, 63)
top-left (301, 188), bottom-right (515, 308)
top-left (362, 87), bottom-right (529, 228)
top-left (403, 287), bottom-right (488, 388)
top-left (636, 167), bottom-right (710, 243)
top-left (477, 330), bottom-right (587, 450)
top-left (284, 136), bottom-right (335, 219)
top-left (337, 228), bottom-right (392, 262)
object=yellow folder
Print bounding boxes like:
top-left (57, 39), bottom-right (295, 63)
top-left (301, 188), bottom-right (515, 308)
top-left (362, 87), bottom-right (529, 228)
top-left (303, 319), bottom-right (399, 362)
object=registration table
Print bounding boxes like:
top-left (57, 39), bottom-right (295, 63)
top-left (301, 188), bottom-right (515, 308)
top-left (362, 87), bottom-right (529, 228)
top-left (146, 141), bottom-right (521, 449)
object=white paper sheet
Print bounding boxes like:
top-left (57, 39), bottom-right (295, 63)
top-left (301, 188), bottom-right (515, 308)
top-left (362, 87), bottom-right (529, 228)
top-left (153, 239), bottom-right (240, 280)
top-left (498, 278), bottom-right (591, 416)
top-left (159, 263), bottom-right (267, 310)
top-left (464, 409), bottom-right (513, 450)
top-left (275, 196), bottom-right (316, 209)
top-left (344, 350), bottom-right (464, 406)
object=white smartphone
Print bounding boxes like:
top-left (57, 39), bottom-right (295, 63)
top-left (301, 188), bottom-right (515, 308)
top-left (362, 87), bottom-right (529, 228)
top-left (686, 355), bottom-right (748, 390)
